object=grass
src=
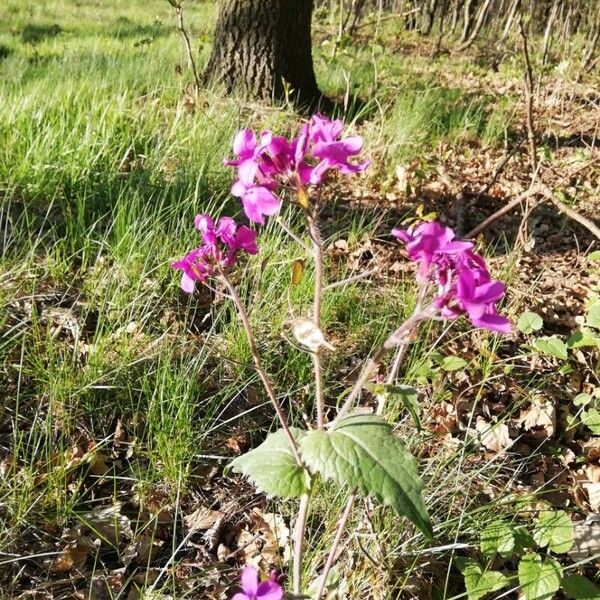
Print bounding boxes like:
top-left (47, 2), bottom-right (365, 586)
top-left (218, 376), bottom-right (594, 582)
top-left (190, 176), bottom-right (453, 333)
top-left (1, 1), bottom-right (597, 598)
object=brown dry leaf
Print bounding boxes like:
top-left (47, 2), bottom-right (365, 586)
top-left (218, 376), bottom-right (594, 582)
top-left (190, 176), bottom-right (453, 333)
top-left (582, 438), bottom-right (600, 462)
top-left (586, 464), bottom-right (600, 484)
top-left (184, 506), bottom-right (224, 533)
top-left (519, 397), bottom-right (556, 438)
top-left (81, 502), bottom-right (132, 546)
top-left (475, 417), bottom-right (512, 452)
top-left (48, 542), bottom-right (88, 573)
top-left (427, 402), bottom-right (457, 434)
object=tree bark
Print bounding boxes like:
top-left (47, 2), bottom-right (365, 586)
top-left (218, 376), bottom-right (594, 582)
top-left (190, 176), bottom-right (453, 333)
top-left (204, 0), bottom-right (321, 104)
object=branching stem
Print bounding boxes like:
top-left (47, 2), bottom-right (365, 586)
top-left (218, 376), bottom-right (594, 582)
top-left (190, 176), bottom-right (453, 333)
top-left (219, 272), bottom-right (302, 465)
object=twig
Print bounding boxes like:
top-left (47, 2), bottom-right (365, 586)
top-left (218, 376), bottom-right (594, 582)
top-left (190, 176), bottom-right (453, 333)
top-left (464, 183), bottom-right (600, 241)
top-left (464, 185), bottom-right (543, 239)
top-left (538, 185), bottom-right (600, 240)
top-left (168, 1), bottom-right (201, 93)
top-left (518, 16), bottom-right (537, 177)
top-left (219, 271), bottom-right (302, 465)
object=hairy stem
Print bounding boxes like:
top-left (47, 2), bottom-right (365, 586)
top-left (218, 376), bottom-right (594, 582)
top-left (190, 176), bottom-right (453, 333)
top-left (307, 212), bottom-right (325, 430)
top-left (220, 272), bottom-right (302, 465)
top-left (314, 493), bottom-right (356, 600)
top-left (293, 492), bottom-right (311, 595)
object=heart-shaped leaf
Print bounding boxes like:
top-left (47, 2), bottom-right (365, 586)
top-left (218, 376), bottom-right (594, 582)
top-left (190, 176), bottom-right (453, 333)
top-left (518, 553), bottom-right (562, 600)
top-left (456, 557), bottom-right (510, 600)
top-left (299, 413), bottom-right (432, 537)
top-left (480, 520), bottom-right (515, 558)
top-left (230, 428), bottom-right (311, 498)
top-left (533, 510), bottom-right (574, 554)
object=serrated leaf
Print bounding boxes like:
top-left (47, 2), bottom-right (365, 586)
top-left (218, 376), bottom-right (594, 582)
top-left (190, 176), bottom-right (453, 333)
top-left (562, 574), bottom-right (600, 599)
top-left (533, 336), bottom-right (569, 360)
top-left (299, 413), bottom-right (432, 537)
top-left (518, 311), bottom-right (544, 334)
top-left (582, 408), bottom-right (600, 435)
top-left (480, 520), bottom-right (515, 558)
top-left (441, 355), bottom-right (468, 371)
top-left (533, 510), bottom-right (574, 554)
top-left (230, 428), bottom-right (310, 498)
top-left (518, 553), bottom-right (562, 600)
top-left (455, 557), bottom-right (510, 600)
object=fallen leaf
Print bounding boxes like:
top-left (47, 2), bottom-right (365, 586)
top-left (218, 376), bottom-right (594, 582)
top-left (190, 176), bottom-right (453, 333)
top-left (476, 417), bottom-right (512, 452)
top-left (48, 542), bottom-right (88, 573)
top-left (519, 397), bottom-right (555, 438)
top-left (184, 506), bottom-right (224, 533)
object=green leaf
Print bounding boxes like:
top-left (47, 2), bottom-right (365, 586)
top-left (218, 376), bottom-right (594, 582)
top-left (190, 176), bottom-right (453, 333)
top-left (366, 383), bottom-right (421, 430)
top-left (588, 250), bottom-right (600, 262)
top-left (230, 428), bottom-right (311, 498)
top-left (588, 300), bottom-right (600, 330)
top-left (562, 574), bottom-right (600, 600)
top-left (455, 557), bottom-right (510, 600)
top-left (567, 328), bottom-right (600, 349)
top-left (532, 510), bottom-right (574, 554)
top-left (480, 520), bottom-right (515, 558)
top-left (441, 355), bottom-right (468, 372)
top-left (518, 311), bottom-right (544, 334)
top-left (582, 408), bottom-right (600, 435)
top-left (574, 393), bottom-right (593, 407)
top-left (299, 413), bottom-right (432, 537)
top-left (513, 526), bottom-right (535, 555)
top-left (533, 336), bottom-right (569, 360)
top-left (518, 553), bottom-right (562, 600)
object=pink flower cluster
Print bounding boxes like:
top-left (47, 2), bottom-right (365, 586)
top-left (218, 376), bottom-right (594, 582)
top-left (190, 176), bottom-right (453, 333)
top-left (225, 114), bottom-right (369, 224)
top-left (232, 566), bottom-right (283, 600)
top-left (171, 215), bottom-right (258, 293)
top-left (392, 221), bottom-right (511, 334)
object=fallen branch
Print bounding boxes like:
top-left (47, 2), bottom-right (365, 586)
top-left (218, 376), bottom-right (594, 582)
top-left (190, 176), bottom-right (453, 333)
top-left (465, 185), bottom-right (543, 238)
top-left (465, 183), bottom-right (600, 241)
top-left (538, 185), bottom-right (600, 240)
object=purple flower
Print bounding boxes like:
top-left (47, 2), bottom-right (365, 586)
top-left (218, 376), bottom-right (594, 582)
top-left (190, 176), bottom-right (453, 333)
top-left (231, 161), bottom-right (282, 225)
top-left (231, 566), bottom-right (283, 600)
top-left (224, 115), bottom-right (370, 223)
top-left (393, 221), bottom-right (511, 334)
top-left (171, 216), bottom-right (258, 293)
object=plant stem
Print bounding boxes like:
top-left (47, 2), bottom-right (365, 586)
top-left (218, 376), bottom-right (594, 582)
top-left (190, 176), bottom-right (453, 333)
top-left (335, 307), bottom-right (433, 422)
top-left (219, 272), bottom-right (302, 465)
top-left (307, 212), bottom-right (325, 430)
top-left (314, 492), bottom-right (356, 600)
top-left (293, 492), bottom-right (310, 596)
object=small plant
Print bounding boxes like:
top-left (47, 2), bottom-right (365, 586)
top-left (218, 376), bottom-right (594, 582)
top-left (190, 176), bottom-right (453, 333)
top-left (457, 509), bottom-right (600, 600)
top-left (171, 114), bottom-right (512, 598)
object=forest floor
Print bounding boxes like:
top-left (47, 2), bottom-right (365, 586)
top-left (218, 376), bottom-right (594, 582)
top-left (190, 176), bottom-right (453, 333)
top-left (0, 1), bottom-right (599, 599)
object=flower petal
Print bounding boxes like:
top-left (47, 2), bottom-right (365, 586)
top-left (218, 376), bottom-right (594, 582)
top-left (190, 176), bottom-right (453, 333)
top-left (181, 272), bottom-right (195, 293)
top-left (240, 566), bottom-right (259, 596)
top-left (256, 581), bottom-right (284, 600)
top-left (233, 129), bottom-right (256, 157)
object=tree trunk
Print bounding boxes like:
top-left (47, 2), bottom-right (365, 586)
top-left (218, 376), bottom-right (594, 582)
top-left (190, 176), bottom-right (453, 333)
top-left (204, 0), bottom-right (320, 104)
